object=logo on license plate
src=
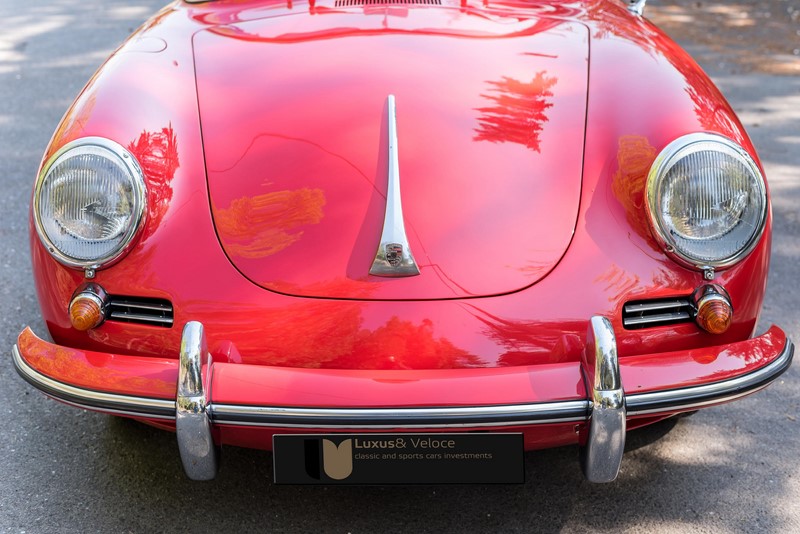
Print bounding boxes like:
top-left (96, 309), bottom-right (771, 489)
top-left (276, 433), bottom-right (523, 485)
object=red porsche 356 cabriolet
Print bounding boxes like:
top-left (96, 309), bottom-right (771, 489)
top-left (13, 0), bottom-right (793, 484)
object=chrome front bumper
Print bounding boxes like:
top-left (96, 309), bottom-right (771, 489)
top-left (12, 318), bottom-right (794, 483)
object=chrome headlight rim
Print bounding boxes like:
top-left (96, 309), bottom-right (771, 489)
top-left (645, 132), bottom-right (768, 271)
top-left (33, 136), bottom-right (147, 270)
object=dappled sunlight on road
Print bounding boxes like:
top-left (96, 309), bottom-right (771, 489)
top-left (0, 3), bottom-right (157, 76)
top-left (649, 1), bottom-right (800, 75)
top-left (648, 418), bottom-right (757, 466)
top-left (0, 17), bottom-right (69, 73)
top-left (734, 92), bottom-right (800, 126)
top-left (106, 5), bottom-right (152, 21)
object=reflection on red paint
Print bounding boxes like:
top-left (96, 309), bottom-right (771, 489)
top-left (594, 264), bottom-right (641, 301)
top-left (692, 351), bottom-right (718, 365)
top-left (214, 188), bottom-right (326, 259)
top-left (184, 293), bottom-right (485, 369)
top-left (610, 135), bottom-right (657, 246)
top-left (325, 317), bottom-right (483, 369)
top-left (464, 305), bottom-right (584, 366)
top-left (127, 125), bottom-right (179, 241)
top-left (474, 72), bottom-right (557, 152)
top-left (585, 2), bottom-right (745, 142)
top-left (202, 7), bottom-right (570, 44)
top-left (19, 328), bottom-right (176, 399)
top-left (196, 15), bottom-right (587, 300)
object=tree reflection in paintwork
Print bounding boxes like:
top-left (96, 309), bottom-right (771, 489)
top-left (128, 125), bottom-right (179, 241)
top-left (610, 135), bottom-right (658, 247)
top-left (200, 298), bottom-right (483, 370)
top-left (585, 4), bottom-right (742, 135)
top-left (473, 71), bottom-right (557, 152)
top-left (594, 260), bottom-right (691, 311)
top-left (463, 305), bottom-right (584, 366)
top-left (19, 331), bottom-right (175, 398)
top-left (214, 188), bottom-right (326, 259)
top-left (326, 317), bottom-right (482, 370)
top-left (593, 263), bottom-right (641, 300)
top-left (686, 82), bottom-right (742, 134)
top-left (130, 126), bottom-right (179, 179)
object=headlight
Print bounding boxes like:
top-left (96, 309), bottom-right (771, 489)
top-left (646, 133), bottom-right (767, 269)
top-left (34, 137), bottom-right (146, 269)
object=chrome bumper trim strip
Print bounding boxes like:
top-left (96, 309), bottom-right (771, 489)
top-left (12, 344), bottom-right (175, 419)
top-left (13, 336), bottom-right (793, 431)
top-left (209, 401), bottom-right (590, 429)
top-left (626, 339), bottom-right (794, 415)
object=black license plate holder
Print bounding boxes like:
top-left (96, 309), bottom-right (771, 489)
top-left (273, 433), bottom-right (524, 484)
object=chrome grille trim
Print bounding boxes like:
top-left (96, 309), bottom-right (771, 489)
top-left (108, 296), bottom-right (174, 327)
top-left (622, 298), bottom-right (693, 329)
top-left (624, 312), bottom-right (692, 327)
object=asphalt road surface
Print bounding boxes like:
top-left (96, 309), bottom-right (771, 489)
top-left (1, 1), bottom-right (798, 532)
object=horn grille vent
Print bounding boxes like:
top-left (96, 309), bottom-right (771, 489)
top-left (622, 297), bottom-right (693, 330)
top-left (108, 296), bottom-right (174, 328)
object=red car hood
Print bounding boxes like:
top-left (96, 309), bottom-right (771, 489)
top-left (195, 9), bottom-right (588, 300)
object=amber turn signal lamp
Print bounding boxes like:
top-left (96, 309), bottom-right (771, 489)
top-left (68, 284), bottom-right (108, 331)
top-left (692, 284), bottom-right (733, 335)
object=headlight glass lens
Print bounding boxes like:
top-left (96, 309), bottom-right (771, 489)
top-left (35, 138), bottom-right (146, 268)
top-left (647, 134), bottom-right (767, 268)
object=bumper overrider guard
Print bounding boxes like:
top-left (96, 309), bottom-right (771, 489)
top-left (12, 318), bottom-right (794, 483)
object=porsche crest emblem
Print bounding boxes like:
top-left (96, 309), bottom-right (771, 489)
top-left (385, 243), bottom-right (404, 267)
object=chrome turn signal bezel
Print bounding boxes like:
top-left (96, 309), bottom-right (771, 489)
top-left (691, 284), bottom-right (734, 334)
top-left (68, 283), bottom-right (110, 331)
